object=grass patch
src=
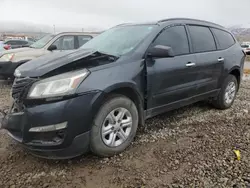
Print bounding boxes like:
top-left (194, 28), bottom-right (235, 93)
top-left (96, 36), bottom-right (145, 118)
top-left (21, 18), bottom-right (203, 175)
top-left (246, 55), bottom-right (250, 62)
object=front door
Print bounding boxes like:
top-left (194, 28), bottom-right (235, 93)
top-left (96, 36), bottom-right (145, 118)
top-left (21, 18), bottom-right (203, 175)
top-left (146, 25), bottom-right (201, 117)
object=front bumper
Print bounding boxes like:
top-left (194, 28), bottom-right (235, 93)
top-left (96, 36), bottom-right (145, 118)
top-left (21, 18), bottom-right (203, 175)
top-left (1, 91), bottom-right (103, 159)
top-left (0, 61), bottom-right (21, 78)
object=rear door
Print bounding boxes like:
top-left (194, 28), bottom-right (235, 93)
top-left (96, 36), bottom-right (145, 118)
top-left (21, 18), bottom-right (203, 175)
top-left (146, 25), bottom-right (201, 112)
top-left (187, 25), bottom-right (223, 94)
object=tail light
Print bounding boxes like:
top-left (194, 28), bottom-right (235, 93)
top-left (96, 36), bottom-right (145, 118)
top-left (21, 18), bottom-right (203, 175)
top-left (3, 45), bottom-right (11, 50)
top-left (247, 48), bottom-right (250, 51)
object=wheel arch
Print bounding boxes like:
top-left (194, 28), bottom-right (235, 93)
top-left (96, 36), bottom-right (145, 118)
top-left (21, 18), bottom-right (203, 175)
top-left (102, 83), bottom-right (145, 127)
top-left (228, 66), bottom-right (241, 90)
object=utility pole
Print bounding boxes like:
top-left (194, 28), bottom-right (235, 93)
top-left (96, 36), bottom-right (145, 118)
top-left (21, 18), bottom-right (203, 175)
top-left (82, 28), bottom-right (84, 32)
top-left (53, 25), bottom-right (56, 34)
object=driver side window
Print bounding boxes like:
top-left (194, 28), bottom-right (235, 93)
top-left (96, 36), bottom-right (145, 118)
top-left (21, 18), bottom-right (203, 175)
top-left (153, 25), bottom-right (190, 56)
top-left (51, 36), bottom-right (75, 50)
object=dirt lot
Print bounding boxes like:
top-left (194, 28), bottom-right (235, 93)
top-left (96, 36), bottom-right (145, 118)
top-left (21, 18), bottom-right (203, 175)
top-left (1, 80), bottom-right (250, 188)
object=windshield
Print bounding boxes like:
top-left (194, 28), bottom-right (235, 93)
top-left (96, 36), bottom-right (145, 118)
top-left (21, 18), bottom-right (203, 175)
top-left (30, 34), bottom-right (55, 49)
top-left (81, 25), bottom-right (156, 56)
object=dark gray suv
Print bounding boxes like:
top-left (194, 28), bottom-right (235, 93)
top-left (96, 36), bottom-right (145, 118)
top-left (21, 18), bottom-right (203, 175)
top-left (1, 18), bottom-right (245, 159)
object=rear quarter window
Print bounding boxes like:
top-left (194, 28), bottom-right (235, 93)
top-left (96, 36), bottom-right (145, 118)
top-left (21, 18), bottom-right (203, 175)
top-left (211, 28), bottom-right (235, 50)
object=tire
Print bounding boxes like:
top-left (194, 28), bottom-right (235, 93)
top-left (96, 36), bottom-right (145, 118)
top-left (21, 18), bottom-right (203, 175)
top-left (90, 95), bottom-right (139, 157)
top-left (212, 75), bottom-right (238, 109)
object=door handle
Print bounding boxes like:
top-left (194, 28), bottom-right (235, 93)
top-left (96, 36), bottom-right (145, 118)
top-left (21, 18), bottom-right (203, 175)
top-left (186, 62), bottom-right (196, 67)
top-left (218, 57), bottom-right (224, 62)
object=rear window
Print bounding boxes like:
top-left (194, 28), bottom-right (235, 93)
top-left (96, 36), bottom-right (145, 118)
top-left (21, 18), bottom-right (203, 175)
top-left (188, 25), bottom-right (216, 53)
top-left (211, 28), bottom-right (235, 50)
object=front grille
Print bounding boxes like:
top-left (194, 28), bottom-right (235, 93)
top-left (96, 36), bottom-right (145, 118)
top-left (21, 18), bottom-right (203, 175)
top-left (12, 77), bottom-right (37, 101)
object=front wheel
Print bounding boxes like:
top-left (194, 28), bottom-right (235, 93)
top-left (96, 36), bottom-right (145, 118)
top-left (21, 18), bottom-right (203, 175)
top-left (90, 95), bottom-right (139, 157)
top-left (212, 75), bottom-right (238, 109)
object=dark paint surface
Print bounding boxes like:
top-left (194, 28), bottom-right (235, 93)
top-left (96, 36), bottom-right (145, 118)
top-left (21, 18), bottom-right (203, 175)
top-left (4, 18), bottom-right (245, 158)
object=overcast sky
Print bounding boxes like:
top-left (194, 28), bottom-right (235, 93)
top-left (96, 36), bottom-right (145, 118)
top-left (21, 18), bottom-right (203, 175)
top-left (2, 0), bottom-right (250, 32)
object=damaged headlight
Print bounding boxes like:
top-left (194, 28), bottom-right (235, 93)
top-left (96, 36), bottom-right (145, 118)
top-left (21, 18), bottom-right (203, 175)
top-left (28, 69), bottom-right (90, 99)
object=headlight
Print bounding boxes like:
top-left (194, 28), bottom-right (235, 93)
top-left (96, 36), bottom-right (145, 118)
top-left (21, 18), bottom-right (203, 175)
top-left (28, 69), bottom-right (90, 99)
top-left (0, 53), bottom-right (15, 61)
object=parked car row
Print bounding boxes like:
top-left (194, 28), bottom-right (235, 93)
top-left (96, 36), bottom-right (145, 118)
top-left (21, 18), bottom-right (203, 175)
top-left (0, 32), bottom-right (96, 79)
top-left (0, 18), bottom-right (245, 159)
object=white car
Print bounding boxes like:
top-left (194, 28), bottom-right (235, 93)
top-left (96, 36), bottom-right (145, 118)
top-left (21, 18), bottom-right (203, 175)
top-left (241, 43), bottom-right (250, 55)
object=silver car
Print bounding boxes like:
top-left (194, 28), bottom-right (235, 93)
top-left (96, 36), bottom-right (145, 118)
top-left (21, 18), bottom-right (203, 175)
top-left (0, 32), bottom-right (98, 79)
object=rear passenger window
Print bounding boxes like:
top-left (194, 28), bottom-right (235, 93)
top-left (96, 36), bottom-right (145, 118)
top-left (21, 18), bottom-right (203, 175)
top-left (211, 28), bottom-right (235, 50)
top-left (188, 25), bottom-right (216, 53)
top-left (78, 35), bottom-right (92, 47)
top-left (153, 25), bottom-right (189, 56)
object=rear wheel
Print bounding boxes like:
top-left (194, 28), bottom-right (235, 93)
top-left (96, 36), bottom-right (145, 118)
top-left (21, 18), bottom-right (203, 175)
top-left (212, 75), bottom-right (238, 109)
top-left (90, 95), bottom-right (139, 157)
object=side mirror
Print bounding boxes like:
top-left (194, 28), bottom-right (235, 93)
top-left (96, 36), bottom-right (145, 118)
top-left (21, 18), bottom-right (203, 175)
top-left (148, 45), bottom-right (174, 58)
top-left (48, 44), bottom-right (57, 51)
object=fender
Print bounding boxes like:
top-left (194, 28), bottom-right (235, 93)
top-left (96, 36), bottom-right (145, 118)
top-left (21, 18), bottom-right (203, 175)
top-left (93, 82), bottom-right (145, 126)
top-left (103, 82), bottom-right (144, 98)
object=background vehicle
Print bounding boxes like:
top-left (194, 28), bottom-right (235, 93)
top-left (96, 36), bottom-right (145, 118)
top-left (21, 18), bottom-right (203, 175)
top-left (241, 43), bottom-right (250, 55)
top-left (3, 40), bottom-right (33, 50)
top-left (0, 32), bottom-right (97, 79)
top-left (1, 18), bottom-right (245, 159)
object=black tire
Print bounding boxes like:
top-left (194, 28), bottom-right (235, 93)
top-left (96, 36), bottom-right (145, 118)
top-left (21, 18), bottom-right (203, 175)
top-left (90, 95), bottom-right (139, 157)
top-left (212, 75), bottom-right (238, 109)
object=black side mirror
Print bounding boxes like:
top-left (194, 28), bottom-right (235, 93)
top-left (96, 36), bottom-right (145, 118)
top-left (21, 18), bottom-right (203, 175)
top-left (148, 45), bottom-right (175, 58)
top-left (48, 44), bottom-right (57, 51)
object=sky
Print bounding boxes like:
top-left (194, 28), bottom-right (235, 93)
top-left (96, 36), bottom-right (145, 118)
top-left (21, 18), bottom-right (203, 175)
top-left (1, 0), bottom-right (250, 32)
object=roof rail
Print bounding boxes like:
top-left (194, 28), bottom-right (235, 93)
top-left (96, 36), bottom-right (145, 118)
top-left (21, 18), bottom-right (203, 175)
top-left (158, 18), bottom-right (223, 28)
top-left (114, 23), bottom-right (130, 27)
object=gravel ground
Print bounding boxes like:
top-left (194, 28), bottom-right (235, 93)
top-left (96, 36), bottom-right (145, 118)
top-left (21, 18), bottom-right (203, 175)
top-left (1, 80), bottom-right (250, 188)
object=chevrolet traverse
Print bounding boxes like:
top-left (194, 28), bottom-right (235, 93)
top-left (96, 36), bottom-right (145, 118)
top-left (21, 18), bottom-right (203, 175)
top-left (1, 18), bottom-right (245, 159)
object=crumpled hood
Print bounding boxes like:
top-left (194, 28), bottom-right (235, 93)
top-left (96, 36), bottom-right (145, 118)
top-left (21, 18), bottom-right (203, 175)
top-left (17, 49), bottom-right (97, 77)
